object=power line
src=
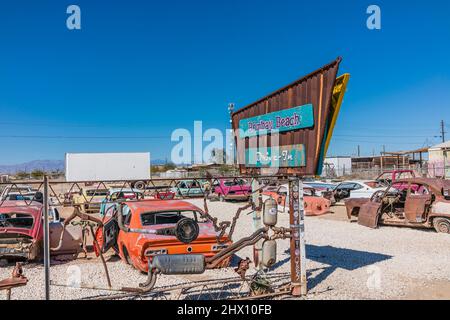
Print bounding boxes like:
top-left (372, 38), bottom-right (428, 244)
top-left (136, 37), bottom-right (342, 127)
top-left (0, 135), bottom-right (169, 139)
top-left (334, 134), bottom-right (431, 138)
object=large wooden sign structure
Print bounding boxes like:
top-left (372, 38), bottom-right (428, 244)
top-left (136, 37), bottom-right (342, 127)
top-left (231, 57), bottom-right (350, 296)
top-left (232, 57), bottom-right (349, 176)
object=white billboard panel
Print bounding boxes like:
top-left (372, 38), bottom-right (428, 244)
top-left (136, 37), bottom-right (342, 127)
top-left (65, 152), bottom-right (150, 182)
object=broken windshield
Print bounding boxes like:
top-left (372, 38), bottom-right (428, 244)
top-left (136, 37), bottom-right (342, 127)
top-left (0, 213), bottom-right (34, 229)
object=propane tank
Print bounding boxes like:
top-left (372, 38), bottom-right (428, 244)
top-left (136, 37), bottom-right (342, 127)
top-left (261, 240), bottom-right (277, 268)
top-left (263, 198), bottom-right (278, 226)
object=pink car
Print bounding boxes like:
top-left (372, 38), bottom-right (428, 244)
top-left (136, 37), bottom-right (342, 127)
top-left (213, 179), bottom-right (251, 202)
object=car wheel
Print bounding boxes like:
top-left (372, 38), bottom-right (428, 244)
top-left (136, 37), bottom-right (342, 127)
top-left (122, 246), bottom-right (133, 265)
top-left (133, 181), bottom-right (146, 190)
top-left (433, 218), bottom-right (450, 234)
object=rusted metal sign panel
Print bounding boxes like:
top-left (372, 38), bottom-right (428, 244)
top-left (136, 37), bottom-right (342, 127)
top-left (232, 57), bottom-right (343, 176)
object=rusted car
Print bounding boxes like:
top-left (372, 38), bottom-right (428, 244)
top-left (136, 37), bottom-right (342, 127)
top-left (1, 185), bottom-right (34, 201)
top-left (0, 201), bottom-right (82, 260)
top-left (263, 184), bottom-right (331, 216)
top-left (98, 200), bottom-right (232, 272)
top-left (73, 187), bottom-right (109, 214)
top-left (100, 188), bottom-right (145, 217)
top-left (213, 179), bottom-right (251, 202)
top-left (375, 170), bottom-right (417, 192)
top-left (345, 178), bottom-right (450, 233)
top-left (171, 180), bottom-right (205, 198)
top-left (375, 170), bottom-right (416, 186)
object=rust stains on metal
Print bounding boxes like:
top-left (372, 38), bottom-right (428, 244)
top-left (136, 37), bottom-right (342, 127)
top-left (234, 257), bottom-right (251, 280)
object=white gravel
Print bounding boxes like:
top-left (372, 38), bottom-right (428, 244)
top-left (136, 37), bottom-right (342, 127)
top-left (1, 199), bottom-right (450, 300)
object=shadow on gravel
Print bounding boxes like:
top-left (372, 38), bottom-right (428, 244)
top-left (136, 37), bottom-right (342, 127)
top-left (304, 245), bottom-right (392, 290)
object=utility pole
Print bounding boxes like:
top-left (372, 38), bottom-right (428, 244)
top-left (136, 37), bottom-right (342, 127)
top-left (228, 103), bottom-right (235, 165)
top-left (441, 120), bottom-right (446, 143)
top-left (43, 175), bottom-right (50, 300)
top-left (357, 145), bottom-right (361, 157)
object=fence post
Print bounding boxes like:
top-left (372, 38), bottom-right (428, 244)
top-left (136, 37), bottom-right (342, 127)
top-left (43, 175), bottom-right (50, 300)
top-left (289, 177), bottom-right (307, 296)
top-left (251, 179), bottom-right (262, 269)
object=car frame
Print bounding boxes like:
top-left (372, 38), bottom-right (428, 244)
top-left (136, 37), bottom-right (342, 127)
top-left (100, 200), bottom-right (232, 273)
top-left (263, 184), bottom-right (332, 216)
top-left (345, 178), bottom-right (450, 233)
top-left (0, 201), bottom-right (82, 260)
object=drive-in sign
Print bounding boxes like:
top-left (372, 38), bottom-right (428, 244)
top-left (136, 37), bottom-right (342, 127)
top-left (245, 144), bottom-right (306, 168)
top-left (232, 57), bottom-right (349, 176)
top-left (239, 104), bottom-right (314, 138)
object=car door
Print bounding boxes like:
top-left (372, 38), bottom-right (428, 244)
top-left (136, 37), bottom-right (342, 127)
top-left (49, 208), bottom-right (83, 254)
top-left (404, 183), bottom-right (432, 223)
top-left (101, 217), bottom-right (119, 252)
top-left (358, 201), bottom-right (383, 228)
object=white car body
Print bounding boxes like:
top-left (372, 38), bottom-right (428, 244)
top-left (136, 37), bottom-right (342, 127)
top-left (347, 181), bottom-right (385, 199)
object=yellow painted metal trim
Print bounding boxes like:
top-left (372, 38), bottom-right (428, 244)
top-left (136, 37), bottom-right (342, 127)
top-left (323, 73), bottom-right (351, 157)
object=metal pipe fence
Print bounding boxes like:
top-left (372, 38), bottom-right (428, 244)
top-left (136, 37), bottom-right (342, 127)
top-left (0, 174), bottom-right (306, 300)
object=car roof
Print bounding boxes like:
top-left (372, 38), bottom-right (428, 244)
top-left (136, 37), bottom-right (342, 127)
top-left (338, 180), bottom-right (371, 185)
top-left (0, 200), bottom-right (42, 214)
top-left (108, 188), bottom-right (142, 193)
top-left (125, 200), bottom-right (202, 213)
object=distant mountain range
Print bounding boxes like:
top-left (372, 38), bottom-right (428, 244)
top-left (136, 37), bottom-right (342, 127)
top-left (0, 160), bottom-right (65, 174)
top-left (0, 159), bottom-right (169, 174)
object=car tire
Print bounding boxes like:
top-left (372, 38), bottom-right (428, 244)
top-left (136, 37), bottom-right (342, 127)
top-left (122, 246), bottom-right (133, 265)
top-left (133, 181), bottom-right (146, 190)
top-left (433, 218), bottom-right (450, 234)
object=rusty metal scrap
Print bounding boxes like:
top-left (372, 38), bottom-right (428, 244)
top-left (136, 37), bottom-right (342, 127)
top-left (0, 263), bottom-right (28, 300)
top-left (235, 258), bottom-right (251, 280)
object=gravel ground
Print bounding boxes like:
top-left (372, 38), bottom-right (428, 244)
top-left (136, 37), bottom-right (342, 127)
top-left (1, 199), bottom-right (450, 300)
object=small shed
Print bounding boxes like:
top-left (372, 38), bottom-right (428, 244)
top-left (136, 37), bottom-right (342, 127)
top-left (322, 156), bottom-right (352, 177)
top-left (428, 141), bottom-right (450, 178)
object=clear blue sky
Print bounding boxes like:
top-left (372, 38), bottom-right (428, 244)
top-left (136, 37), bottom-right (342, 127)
top-left (0, 0), bottom-right (449, 164)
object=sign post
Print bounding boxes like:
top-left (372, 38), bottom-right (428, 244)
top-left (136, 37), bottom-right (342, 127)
top-left (231, 58), bottom-right (348, 297)
top-left (43, 175), bottom-right (50, 300)
top-left (251, 179), bottom-right (263, 269)
top-left (289, 177), bottom-right (307, 296)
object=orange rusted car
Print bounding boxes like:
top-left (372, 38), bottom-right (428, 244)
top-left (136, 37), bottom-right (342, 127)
top-left (263, 184), bottom-right (331, 216)
top-left (99, 200), bottom-right (231, 273)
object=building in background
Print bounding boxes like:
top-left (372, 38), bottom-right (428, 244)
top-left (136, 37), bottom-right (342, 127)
top-left (428, 141), bottom-right (450, 179)
top-left (322, 157), bottom-right (352, 177)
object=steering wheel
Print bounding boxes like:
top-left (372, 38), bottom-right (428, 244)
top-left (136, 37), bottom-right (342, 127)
top-left (370, 190), bottom-right (385, 203)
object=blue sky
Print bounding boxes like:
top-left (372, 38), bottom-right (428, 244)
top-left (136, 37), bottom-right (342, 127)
top-left (0, 0), bottom-right (449, 164)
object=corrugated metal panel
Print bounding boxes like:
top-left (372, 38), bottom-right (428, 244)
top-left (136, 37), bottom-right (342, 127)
top-left (232, 57), bottom-right (342, 176)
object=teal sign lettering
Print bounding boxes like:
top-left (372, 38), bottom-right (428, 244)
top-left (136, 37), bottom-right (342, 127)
top-left (239, 104), bottom-right (314, 138)
top-left (245, 144), bottom-right (306, 168)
